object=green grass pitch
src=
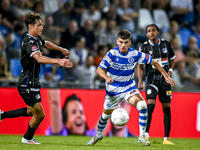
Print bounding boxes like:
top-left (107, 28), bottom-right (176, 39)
top-left (0, 135), bottom-right (199, 150)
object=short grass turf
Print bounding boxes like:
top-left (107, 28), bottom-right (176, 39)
top-left (0, 135), bottom-right (199, 150)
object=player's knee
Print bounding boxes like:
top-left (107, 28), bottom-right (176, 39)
top-left (136, 100), bottom-right (147, 110)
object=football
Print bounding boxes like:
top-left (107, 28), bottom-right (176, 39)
top-left (111, 108), bottom-right (129, 126)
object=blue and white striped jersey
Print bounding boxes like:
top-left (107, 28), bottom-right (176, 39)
top-left (99, 46), bottom-right (152, 97)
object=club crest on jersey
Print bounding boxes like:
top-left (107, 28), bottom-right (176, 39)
top-left (128, 57), bottom-right (134, 64)
top-left (32, 46), bottom-right (38, 51)
top-left (35, 94), bottom-right (41, 99)
top-left (163, 48), bottom-right (167, 53)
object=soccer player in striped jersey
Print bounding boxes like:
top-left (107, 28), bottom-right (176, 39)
top-left (137, 24), bottom-right (176, 145)
top-left (86, 29), bottom-right (176, 146)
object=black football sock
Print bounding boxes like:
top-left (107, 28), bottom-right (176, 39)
top-left (163, 107), bottom-right (171, 137)
top-left (1, 107), bottom-right (28, 119)
top-left (146, 104), bottom-right (155, 132)
top-left (24, 124), bottom-right (37, 140)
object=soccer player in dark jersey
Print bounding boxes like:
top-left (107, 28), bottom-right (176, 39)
top-left (0, 12), bottom-right (73, 144)
top-left (137, 24), bottom-right (176, 145)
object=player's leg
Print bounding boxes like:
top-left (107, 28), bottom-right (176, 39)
top-left (0, 107), bottom-right (32, 121)
top-left (159, 85), bottom-right (174, 145)
top-left (18, 87), bottom-right (45, 144)
top-left (125, 90), bottom-right (150, 146)
top-left (145, 85), bottom-right (158, 140)
top-left (86, 95), bottom-right (121, 145)
top-left (22, 102), bottom-right (45, 144)
top-left (86, 108), bottom-right (113, 145)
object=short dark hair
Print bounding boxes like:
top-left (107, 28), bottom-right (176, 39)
top-left (24, 12), bottom-right (42, 30)
top-left (62, 94), bottom-right (81, 124)
top-left (145, 24), bottom-right (160, 33)
top-left (117, 30), bottom-right (131, 40)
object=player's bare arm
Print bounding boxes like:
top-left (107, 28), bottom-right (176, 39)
top-left (167, 59), bottom-right (175, 77)
top-left (43, 41), bottom-right (70, 57)
top-left (137, 64), bottom-right (144, 90)
top-left (151, 60), bottom-right (176, 87)
top-left (96, 67), bottom-right (114, 84)
top-left (33, 52), bottom-right (73, 68)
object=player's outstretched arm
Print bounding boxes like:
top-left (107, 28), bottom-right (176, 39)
top-left (96, 67), bottom-right (114, 84)
top-left (33, 52), bottom-right (73, 68)
top-left (43, 41), bottom-right (70, 58)
top-left (151, 60), bottom-right (176, 87)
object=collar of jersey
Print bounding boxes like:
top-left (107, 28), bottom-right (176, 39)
top-left (113, 46), bottom-right (132, 56)
top-left (148, 39), bottom-right (160, 46)
top-left (27, 33), bottom-right (38, 40)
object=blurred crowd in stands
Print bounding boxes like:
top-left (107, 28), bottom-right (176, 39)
top-left (0, 0), bottom-right (199, 91)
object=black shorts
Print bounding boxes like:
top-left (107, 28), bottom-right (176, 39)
top-left (145, 82), bottom-right (172, 103)
top-left (17, 87), bottom-right (42, 107)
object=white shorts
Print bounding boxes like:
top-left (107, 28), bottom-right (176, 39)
top-left (103, 89), bottom-right (140, 110)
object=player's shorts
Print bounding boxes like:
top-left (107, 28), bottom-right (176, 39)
top-left (103, 89), bottom-right (140, 110)
top-left (145, 83), bottom-right (172, 103)
top-left (17, 87), bottom-right (42, 107)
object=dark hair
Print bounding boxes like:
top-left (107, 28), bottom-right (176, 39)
top-left (24, 12), bottom-right (42, 30)
top-left (62, 94), bottom-right (81, 124)
top-left (145, 24), bottom-right (160, 33)
top-left (14, 23), bottom-right (24, 32)
top-left (32, 1), bottom-right (44, 11)
top-left (117, 30), bottom-right (131, 39)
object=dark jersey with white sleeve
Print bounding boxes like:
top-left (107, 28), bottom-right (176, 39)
top-left (138, 39), bottom-right (176, 85)
top-left (17, 33), bottom-right (45, 88)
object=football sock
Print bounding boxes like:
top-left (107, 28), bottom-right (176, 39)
top-left (1, 107), bottom-right (28, 119)
top-left (163, 107), bottom-right (171, 137)
top-left (146, 104), bottom-right (155, 132)
top-left (136, 101), bottom-right (148, 136)
top-left (24, 124), bottom-right (37, 140)
top-left (97, 112), bottom-right (111, 137)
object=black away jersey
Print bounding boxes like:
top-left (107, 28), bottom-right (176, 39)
top-left (139, 39), bottom-right (176, 84)
top-left (17, 33), bottom-right (45, 88)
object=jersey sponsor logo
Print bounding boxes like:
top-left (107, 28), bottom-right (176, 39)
top-left (163, 48), bottom-right (168, 53)
top-left (35, 94), bottom-right (41, 99)
top-left (128, 57), bottom-right (134, 64)
top-left (152, 58), bottom-right (168, 68)
top-left (32, 46), bottom-right (38, 51)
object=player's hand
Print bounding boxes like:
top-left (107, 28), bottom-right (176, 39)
top-left (165, 76), bottom-right (176, 87)
top-left (137, 81), bottom-right (143, 90)
top-left (62, 48), bottom-right (70, 58)
top-left (57, 58), bottom-right (73, 68)
top-left (105, 76), bottom-right (114, 84)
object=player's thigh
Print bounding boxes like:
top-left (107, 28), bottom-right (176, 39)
top-left (30, 102), bottom-right (45, 116)
top-left (158, 84), bottom-right (172, 103)
top-left (145, 85), bottom-right (158, 100)
top-left (103, 94), bottom-right (125, 112)
top-left (124, 89), bottom-right (144, 107)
